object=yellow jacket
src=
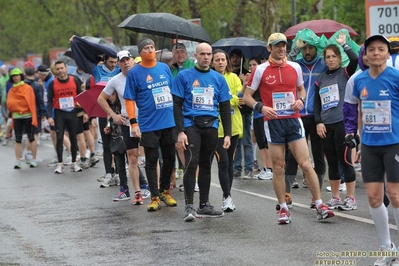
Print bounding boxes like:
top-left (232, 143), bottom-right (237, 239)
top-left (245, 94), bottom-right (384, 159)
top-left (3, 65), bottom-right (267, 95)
top-left (218, 72), bottom-right (243, 138)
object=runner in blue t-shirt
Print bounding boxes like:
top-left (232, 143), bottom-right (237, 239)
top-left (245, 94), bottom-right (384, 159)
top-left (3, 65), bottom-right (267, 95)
top-left (347, 35), bottom-right (399, 265)
top-left (124, 38), bottom-right (177, 212)
top-left (173, 43), bottom-right (232, 222)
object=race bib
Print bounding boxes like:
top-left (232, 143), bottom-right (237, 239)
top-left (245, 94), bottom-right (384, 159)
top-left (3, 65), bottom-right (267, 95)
top-left (59, 96), bottom-right (74, 111)
top-left (320, 84), bottom-right (339, 110)
top-left (192, 87), bottom-right (214, 110)
top-left (362, 100), bottom-right (391, 133)
top-left (152, 86), bottom-right (172, 109)
top-left (272, 92), bottom-right (295, 116)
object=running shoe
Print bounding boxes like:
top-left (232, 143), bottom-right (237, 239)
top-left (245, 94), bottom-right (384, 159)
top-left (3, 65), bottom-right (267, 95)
top-left (374, 242), bottom-right (397, 266)
top-left (47, 156), bottom-right (58, 167)
top-left (78, 160), bottom-right (90, 169)
top-left (140, 184), bottom-right (150, 199)
top-left (277, 208), bottom-right (291, 224)
top-left (100, 174), bottom-right (117, 188)
top-left (233, 170), bottom-right (242, 177)
top-left (70, 162), bottom-right (83, 172)
top-left (338, 197), bottom-right (358, 211)
top-left (97, 175), bottom-right (106, 182)
top-left (2, 138), bottom-right (8, 146)
top-left (292, 181), bottom-right (299, 189)
top-left (275, 193), bottom-right (293, 211)
top-left (222, 196), bottom-right (236, 212)
top-left (113, 187), bottom-right (130, 202)
top-left (54, 163), bottom-right (64, 174)
top-left (184, 205), bottom-right (197, 222)
top-left (255, 169), bottom-right (273, 180)
top-left (89, 156), bottom-right (100, 167)
top-left (14, 161), bottom-right (22, 169)
top-left (147, 196), bottom-right (160, 211)
top-left (194, 182), bottom-right (199, 192)
top-left (242, 171), bottom-right (253, 180)
top-left (197, 202), bottom-right (224, 218)
top-left (310, 198), bottom-right (317, 209)
top-left (179, 184), bottom-right (184, 192)
top-left (30, 160), bottom-right (38, 168)
top-left (65, 154), bottom-right (72, 166)
top-left (133, 192), bottom-right (144, 205)
top-left (325, 197), bottom-right (343, 210)
top-left (160, 190), bottom-right (177, 207)
top-left (316, 203), bottom-right (335, 220)
top-left (25, 153), bottom-right (32, 164)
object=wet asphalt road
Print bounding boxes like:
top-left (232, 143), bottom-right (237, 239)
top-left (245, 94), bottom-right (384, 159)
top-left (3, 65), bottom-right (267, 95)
top-left (0, 139), bottom-right (398, 266)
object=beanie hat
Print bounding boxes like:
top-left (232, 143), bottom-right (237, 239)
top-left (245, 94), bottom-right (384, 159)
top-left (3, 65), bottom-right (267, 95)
top-left (23, 61), bottom-right (35, 70)
top-left (137, 38), bottom-right (155, 53)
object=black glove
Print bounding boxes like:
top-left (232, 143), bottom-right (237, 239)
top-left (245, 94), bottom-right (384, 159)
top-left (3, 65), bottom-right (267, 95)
top-left (343, 135), bottom-right (359, 149)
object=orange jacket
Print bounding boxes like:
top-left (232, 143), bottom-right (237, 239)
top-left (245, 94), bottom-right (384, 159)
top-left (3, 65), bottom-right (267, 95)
top-left (6, 82), bottom-right (38, 127)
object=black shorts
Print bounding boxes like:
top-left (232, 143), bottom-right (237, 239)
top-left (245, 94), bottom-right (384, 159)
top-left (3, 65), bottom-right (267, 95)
top-left (121, 125), bottom-right (139, 150)
top-left (33, 117), bottom-right (42, 134)
top-left (361, 143), bottom-right (399, 183)
top-left (77, 116), bottom-right (90, 134)
top-left (253, 116), bottom-right (268, 149)
top-left (264, 118), bottom-right (304, 145)
top-left (140, 127), bottom-right (177, 149)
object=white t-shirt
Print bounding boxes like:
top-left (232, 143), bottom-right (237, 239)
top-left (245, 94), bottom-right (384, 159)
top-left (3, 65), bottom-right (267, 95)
top-left (102, 72), bottom-right (129, 118)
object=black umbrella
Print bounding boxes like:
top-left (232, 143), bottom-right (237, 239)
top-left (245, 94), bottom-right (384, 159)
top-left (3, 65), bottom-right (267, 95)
top-left (118, 12), bottom-right (212, 43)
top-left (64, 36), bottom-right (120, 58)
top-left (212, 37), bottom-right (270, 59)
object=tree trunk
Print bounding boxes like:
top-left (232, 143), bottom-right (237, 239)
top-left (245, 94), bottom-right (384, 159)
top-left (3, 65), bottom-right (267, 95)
top-left (256, 0), bottom-right (278, 40)
top-left (229, 0), bottom-right (248, 37)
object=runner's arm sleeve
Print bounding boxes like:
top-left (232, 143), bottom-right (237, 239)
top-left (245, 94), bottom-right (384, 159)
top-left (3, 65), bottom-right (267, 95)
top-left (125, 99), bottom-right (137, 127)
top-left (173, 95), bottom-right (184, 133)
top-left (343, 102), bottom-right (358, 134)
top-left (287, 45), bottom-right (300, 62)
top-left (313, 84), bottom-right (322, 125)
top-left (219, 100), bottom-right (232, 137)
top-left (343, 46), bottom-right (358, 77)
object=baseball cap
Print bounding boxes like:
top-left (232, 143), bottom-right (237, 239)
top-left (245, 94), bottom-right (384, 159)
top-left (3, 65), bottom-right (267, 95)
top-left (364, 35), bottom-right (391, 53)
top-left (172, 43), bottom-right (187, 52)
top-left (37, 64), bottom-right (50, 73)
top-left (268, 33), bottom-right (288, 46)
top-left (117, 50), bottom-right (132, 61)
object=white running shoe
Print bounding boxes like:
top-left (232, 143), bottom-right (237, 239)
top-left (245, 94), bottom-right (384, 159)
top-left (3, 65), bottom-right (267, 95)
top-left (100, 174), bottom-right (117, 188)
top-left (65, 154), bottom-right (72, 165)
top-left (256, 169), bottom-right (273, 180)
top-left (374, 242), bottom-right (397, 266)
top-left (25, 153), bottom-right (33, 164)
top-left (194, 182), bottom-right (199, 192)
top-left (70, 162), bottom-right (83, 172)
top-left (54, 163), bottom-right (64, 174)
top-left (30, 160), bottom-right (38, 168)
top-left (222, 196), bottom-right (236, 212)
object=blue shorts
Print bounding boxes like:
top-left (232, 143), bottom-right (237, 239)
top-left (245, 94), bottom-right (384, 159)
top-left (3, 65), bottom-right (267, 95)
top-left (264, 118), bottom-right (305, 145)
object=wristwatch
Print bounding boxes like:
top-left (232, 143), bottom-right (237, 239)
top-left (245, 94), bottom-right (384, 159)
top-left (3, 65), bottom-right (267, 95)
top-left (299, 97), bottom-right (306, 104)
